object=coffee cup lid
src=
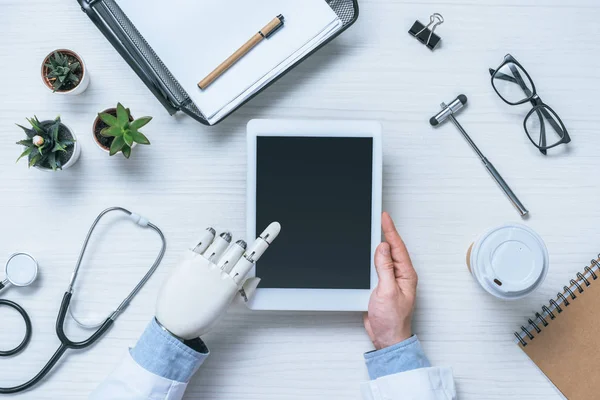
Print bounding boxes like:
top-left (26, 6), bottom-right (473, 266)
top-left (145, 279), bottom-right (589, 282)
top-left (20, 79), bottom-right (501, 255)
top-left (470, 224), bottom-right (549, 299)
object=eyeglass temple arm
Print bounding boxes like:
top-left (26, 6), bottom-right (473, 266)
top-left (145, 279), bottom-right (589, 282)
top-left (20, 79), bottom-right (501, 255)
top-left (507, 64), bottom-right (534, 97)
top-left (489, 67), bottom-right (535, 98)
top-left (534, 108), bottom-right (548, 153)
top-left (489, 68), bottom-right (518, 83)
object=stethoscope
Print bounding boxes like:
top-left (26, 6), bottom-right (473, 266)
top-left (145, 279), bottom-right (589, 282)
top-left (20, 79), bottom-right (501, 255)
top-left (0, 207), bottom-right (166, 394)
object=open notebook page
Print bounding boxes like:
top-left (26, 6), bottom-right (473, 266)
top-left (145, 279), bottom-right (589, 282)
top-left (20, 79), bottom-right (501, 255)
top-left (117, 0), bottom-right (341, 121)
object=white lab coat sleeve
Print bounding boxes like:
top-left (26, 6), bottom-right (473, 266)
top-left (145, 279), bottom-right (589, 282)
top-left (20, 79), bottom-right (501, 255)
top-left (89, 351), bottom-right (189, 400)
top-left (89, 319), bottom-right (209, 400)
top-left (360, 367), bottom-right (457, 400)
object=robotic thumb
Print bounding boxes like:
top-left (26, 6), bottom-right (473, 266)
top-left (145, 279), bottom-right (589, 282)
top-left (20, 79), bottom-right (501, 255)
top-left (235, 277), bottom-right (261, 306)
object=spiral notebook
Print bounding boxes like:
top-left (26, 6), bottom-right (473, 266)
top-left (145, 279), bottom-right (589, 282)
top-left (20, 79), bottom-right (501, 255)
top-left (514, 254), bottom-right (600, 400)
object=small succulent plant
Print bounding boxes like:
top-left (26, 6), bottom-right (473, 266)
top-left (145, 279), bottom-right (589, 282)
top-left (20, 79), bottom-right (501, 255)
top-left (98, 103), bottom-right (151, 158)
top-left (16, 116), bottom-right (75, 171)
top-left (44, 51), bottom-right (81, 92)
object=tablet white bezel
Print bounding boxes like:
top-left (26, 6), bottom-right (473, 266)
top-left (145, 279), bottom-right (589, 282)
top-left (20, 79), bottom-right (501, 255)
top-left (246, 119), bottom-right (382, 311)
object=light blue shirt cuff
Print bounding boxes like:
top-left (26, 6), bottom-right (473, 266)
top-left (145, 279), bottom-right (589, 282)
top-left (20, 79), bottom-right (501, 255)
top-left (364, 335), bottom-right (431, 380)
top-left (130, 319), bottom-right (209, 383)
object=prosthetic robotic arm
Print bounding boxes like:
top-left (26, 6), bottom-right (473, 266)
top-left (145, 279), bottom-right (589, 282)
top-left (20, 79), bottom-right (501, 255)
top-left (155, 223), bottom-right (281, 340)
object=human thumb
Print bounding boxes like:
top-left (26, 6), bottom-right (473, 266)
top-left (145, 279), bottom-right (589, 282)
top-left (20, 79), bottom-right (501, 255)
top-left (374, 242), bottom-right (395, 285)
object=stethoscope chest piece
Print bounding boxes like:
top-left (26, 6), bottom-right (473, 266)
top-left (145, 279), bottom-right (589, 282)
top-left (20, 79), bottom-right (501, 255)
top-left (4, 253), bottom-right (38, 287)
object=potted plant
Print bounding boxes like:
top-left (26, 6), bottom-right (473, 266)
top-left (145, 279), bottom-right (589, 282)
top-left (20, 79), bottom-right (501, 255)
top-left (16, 116), bottom-right (81, 171)
top-left (93, 103), bottom-right (152, 158)
top-left (41, 49), bottom-right (90, 95)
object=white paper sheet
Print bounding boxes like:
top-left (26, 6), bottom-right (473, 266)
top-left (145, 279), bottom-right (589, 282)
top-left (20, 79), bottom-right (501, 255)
top-left (116, 0), bottom-right (342, 123)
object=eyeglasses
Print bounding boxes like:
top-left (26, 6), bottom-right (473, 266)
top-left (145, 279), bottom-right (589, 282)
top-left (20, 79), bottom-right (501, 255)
top-left (489, 54), bottom-right (571, 155)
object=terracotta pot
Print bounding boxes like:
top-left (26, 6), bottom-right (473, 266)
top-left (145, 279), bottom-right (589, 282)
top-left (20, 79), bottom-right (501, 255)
top-left (41, 49), bottom-right (90, 95)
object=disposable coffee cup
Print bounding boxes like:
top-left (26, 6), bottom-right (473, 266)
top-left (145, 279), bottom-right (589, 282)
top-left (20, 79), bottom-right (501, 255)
top-left (466, 224), bottom-right (549, 300)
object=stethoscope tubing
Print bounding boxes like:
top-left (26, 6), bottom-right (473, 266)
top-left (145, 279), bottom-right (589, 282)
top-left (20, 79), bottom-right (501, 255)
top-left (0, 207), bottom-right (166, 394)
top-left (0, 299), bottom-right (32, 357)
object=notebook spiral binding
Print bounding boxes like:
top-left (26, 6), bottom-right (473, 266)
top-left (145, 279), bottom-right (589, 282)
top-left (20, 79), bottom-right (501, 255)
top-left (514, 255), bottom-right (600, 347)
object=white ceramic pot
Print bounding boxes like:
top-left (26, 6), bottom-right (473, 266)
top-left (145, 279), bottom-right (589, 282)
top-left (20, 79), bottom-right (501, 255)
top-left (41, 49), bottom-right (90, 95)
top-left (34, 122), bottom-right (81, 172)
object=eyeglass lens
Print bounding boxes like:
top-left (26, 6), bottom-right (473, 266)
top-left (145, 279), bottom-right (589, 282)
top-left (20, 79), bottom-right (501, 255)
top-left (492, 62), bottom-right (534, 104)
top-left (525, 106), bottom-right (566, 149)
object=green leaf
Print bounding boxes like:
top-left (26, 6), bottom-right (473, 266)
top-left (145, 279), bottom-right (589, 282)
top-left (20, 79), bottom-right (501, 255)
top-left (123, 132), bottom-right (133, 147)
top-left (98, 112), bottom-right (118, 127)
top-left (28, 153), bottom-right (41, 168)
top-left (16, 124), bottom-right (35, 138)
top-left (121, 145), bottom-right (131, 159)
top-left (131, 131), bottom-right (150, 145)
top-left (51, 121), bottom-right (60, 142)
top-left (16, 139), bottom-right (33, 147)
top-left (17, 147), bottom-right (32, 162)
top-left (69, 61), bottom-right (80, 72)
top-left (52, 80), bottom-right (63, 91)
top-left (28, 117), bottom-right (44, 134)
top-left (52, 142), bottom-right (66, 152)
top-left (130, 116), bottom-right (152, 131)
top-left (109, 135), bottom-right (125, 156)
top-left (47, 153), bottom-right (57, 171)
top-left (101, 126), bottom-right (122, 137)
top-left (116, 103), bottom-right (129, 126)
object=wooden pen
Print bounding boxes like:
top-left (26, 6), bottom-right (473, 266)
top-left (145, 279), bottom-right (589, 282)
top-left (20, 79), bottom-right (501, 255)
top-left (198, 14), bottom-right (285, 90)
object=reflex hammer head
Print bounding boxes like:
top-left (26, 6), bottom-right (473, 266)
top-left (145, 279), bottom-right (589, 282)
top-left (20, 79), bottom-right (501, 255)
top-left (429, 94), bottom-right (468, 126)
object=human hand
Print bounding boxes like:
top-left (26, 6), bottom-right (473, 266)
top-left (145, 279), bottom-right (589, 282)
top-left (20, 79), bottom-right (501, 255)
top-left (363, 212), bottom-right (418, 350)
top-left (155, 223), bottom-right (280, 340)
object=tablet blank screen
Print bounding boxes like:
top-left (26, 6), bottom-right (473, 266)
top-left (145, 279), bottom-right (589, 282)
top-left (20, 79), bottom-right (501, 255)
top-left (255, 136), bottom-right (373, 289)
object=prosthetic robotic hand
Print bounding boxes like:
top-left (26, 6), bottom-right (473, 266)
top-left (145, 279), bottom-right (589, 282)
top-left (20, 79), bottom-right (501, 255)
top-left (155, 223), bottom-right (281, 340)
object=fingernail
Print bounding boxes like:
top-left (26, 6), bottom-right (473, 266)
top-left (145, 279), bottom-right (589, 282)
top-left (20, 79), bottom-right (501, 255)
top-left (379, 246), bottom-right (390, 256)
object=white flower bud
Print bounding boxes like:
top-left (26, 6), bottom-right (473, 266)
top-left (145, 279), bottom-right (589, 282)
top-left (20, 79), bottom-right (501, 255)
top-left (33, 135), bottom-right (45, 147)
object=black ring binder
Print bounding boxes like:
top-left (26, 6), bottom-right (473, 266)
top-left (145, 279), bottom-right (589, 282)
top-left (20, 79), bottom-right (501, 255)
top-left (521, 326), bottom-right (534, 340)
top-left (570, 279), bottom-right (584, 293)
top-left (535, 312), bottom-right (548, 326)
top-left (590, 260), bottom-right (600, 277)
top-left (515, 257), bottom-right (600, 346)
top-left (564, 285), bottom-right (576, 299)
top-left (542, 305), bottom-right (555, 319)
top-left (577, 272), bottom-right (590, 286)
top-left (514, 331), bottom-right (527, 346)
top-left (77, 0), bottom-right (360, 126)
top-left (528, 318), bottom-right (541, 333)
top-left (557, 291), bottom-right (570, 305)
top-left (549, 299), bottom-right (562, 313)
top-left (586, 265), bottom-right (597, 279)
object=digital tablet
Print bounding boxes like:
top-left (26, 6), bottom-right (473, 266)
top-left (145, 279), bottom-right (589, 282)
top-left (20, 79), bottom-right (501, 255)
top-left (246, 119), bottom-right (382, 311)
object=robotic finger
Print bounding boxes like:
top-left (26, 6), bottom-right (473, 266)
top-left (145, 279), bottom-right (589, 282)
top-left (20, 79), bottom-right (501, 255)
top-left (230, 222), bottom-right (281, 285)
top-left (203, 231), bottom-right (232, 262)
top-left (192, 227), bottom-right (216, 254)
top-left (217, 240), bottom-right (247, 273)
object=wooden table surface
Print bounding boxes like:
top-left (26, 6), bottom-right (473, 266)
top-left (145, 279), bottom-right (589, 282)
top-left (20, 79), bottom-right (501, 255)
top-left (1, 0), bottom-right (599, 398)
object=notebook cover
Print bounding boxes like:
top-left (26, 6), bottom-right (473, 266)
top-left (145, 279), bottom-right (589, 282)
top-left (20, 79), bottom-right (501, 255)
top-left (520, 280), bottom-right (600, 399)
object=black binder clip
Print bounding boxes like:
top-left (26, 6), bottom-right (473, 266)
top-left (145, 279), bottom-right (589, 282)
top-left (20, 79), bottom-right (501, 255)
top-left (408, 13), bottom-right (444, 50)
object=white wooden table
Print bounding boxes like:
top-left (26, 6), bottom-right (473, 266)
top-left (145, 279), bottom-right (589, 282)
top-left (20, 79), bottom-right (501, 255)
top-left (1, 0), bottom-right (600, 398)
